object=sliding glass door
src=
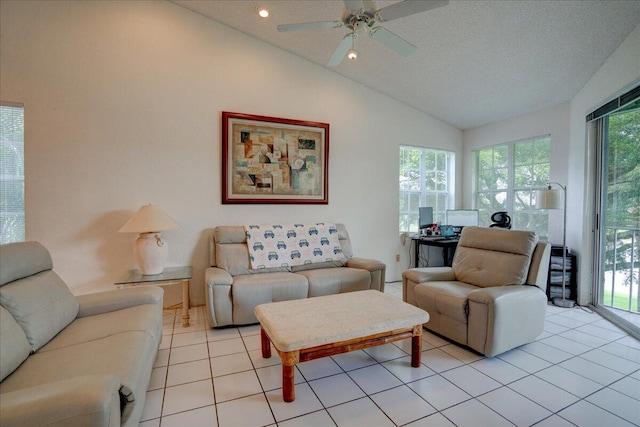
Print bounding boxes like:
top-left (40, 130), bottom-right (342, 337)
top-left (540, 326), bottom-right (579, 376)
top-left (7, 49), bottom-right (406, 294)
top-left (592, 88), bottom-right (640, 331)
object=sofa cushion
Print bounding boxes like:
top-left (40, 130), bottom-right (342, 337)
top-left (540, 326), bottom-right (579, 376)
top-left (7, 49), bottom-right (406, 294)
top-left (299, 267), bottom-right (371, 297)
top-left (0, 306), bottom-right (31, 382)
top-left (232, 272), bottom-right (309, 325)
top-left (0, 270), bottom-right (79, 352)
top-left (452, 227), bottom-right (537, 287)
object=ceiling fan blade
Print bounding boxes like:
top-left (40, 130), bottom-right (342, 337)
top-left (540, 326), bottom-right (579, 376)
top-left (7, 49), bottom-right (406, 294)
top-left (377, 0), bottom-right (448, 22)
top-left (327, 34), bottom-right (355, 67)
top-left (343, 0), bottom-right (364, 11)
top-left (277, 21), bottom-right (343, 32)
top-left (370, 27), bottom-right (416, 57)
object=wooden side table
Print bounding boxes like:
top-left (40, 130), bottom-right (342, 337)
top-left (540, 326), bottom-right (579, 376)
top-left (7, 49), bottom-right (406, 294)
top-left (115, 266), bottom-right (192, 327)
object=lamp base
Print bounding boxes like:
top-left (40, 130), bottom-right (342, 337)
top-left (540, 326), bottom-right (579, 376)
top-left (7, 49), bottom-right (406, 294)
top-left (133, 232), bottom-right (168, 275)
top-left (551, 297), bottom-right (576, 308)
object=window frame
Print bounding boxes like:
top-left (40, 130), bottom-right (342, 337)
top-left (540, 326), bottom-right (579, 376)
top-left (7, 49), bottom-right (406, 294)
top-left (399, 145), bottom-right (455, 233)
top-left (0, 102), bottom-right (25, 244)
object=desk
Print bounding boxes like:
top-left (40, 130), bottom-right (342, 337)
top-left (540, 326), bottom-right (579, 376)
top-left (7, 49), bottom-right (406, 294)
top-left (115, 266), bottom-right (192, 327)
top-left (413, 237), bottom-right (459, 267)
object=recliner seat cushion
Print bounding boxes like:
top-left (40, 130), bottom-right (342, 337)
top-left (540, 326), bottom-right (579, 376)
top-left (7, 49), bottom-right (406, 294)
top-left (452, 227), bottom-right (537, 287)
top-left (413, 281), bottom-right (476, 324)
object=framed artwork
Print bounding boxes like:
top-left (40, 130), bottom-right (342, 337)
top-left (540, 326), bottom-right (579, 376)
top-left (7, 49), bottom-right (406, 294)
top-left (222, 112), bottom-right (329, 204)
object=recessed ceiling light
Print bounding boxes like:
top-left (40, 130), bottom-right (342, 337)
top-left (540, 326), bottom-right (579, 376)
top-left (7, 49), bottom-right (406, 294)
top-left (257, 7), bottom-right (270, 18)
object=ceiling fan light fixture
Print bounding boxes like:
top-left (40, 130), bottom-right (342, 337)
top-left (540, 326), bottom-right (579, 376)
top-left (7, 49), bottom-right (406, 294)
top-left (347, 48), bottom-right (358, 60)
top-left (256, 7), bottom-right (270, 18)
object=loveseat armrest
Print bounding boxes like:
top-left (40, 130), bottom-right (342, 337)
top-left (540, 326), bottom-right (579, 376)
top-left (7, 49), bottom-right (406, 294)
top-left (75, 287), bottom-right (164, 318)
top-left (0, 374), bottom-right (121, 427)
top-left (204, 267), bottom-right (234, 328)
top-left (347, 257), bottom-right (386, 292)
top-left (467, 285), bottom-right (547, 357)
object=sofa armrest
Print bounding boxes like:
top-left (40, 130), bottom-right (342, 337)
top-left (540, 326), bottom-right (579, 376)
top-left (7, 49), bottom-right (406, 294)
top-left (467, 285), bottom-right (547, 357)
top-left (346, 257), bottom-right (386, 292)
top-left (76, 287), bottom-right (164, 318)
top-left (204, 267), bottom-right (234, 327)
top-left (0, 375), bottom-right (121, 427)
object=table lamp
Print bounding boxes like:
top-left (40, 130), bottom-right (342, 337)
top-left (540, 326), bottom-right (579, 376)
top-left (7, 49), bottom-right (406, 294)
top-left (536, 182), bottom-right (575, 308)
top-left (119, 204), bottom-right (180, 275)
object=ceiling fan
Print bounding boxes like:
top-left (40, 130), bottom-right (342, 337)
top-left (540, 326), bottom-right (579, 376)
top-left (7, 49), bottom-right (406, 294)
top-left (277, 0), bottom-right (449, 66)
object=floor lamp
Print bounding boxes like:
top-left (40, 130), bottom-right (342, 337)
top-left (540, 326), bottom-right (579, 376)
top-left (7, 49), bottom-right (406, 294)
top-left (536, 182), bottom-right (576, 308)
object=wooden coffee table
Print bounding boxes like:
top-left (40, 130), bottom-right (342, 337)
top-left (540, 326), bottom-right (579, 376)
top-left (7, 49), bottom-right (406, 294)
top-left (254, 290), bottom-right (430, 402)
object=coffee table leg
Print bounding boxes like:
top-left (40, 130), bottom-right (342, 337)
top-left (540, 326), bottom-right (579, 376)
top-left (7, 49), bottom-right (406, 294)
top-left (261, 328), bottom-right (271, 358)
top-left (281, 351), bottom-right (298, 402)
top-left (411, 325), bottom-right (422, 367)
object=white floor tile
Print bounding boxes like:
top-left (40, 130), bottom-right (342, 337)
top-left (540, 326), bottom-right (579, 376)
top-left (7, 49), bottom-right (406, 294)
top-left (543, 321), bottom-right (569, 335)
top-left (140, 389), bottom-right (163, 422)
top-left (139, 418), bottom-right (160, 427)
top-left (162, 379), bottom-right (215, 416)
top-left (407, 375), bottom-right (471, 411)
top-left (404, 412), bottom-right (456, 427)
top-left (297, 356), bottom-right (343, 381)
top-left (585, 387), bottom-right (640, 425)
top-left (363, 342), bottom-right (408, 363)
top-left (576, 323), bottom-right (627, 341)
top-left (255, 364), bottom-right (304, 391)
top-left (558, 399), bottom-right (636, 427)
top-left (600, 341), bottom-right (640, 363)
top-left (154, 348), bottom-right (170, 368)
top-left (309, 373), bottom-right (366, 407)
top-left (580, 348), bottom-right (640, 375)
top-left (238, 324), bottom-right (261, 337)
top-left (347, 364), bottom-right (403, 394)
top-left (169, 343), bottom-right (209, 365)
top-left (212, 370), bottom-right (262, 403)
top-left (265, 383), bottom-right (324, 422)
top-left (421, 348), bottom-right (465, 373)
top-left (497, 348), bottom-right (552, 374)
top-left (241, 333), bottom-right (262, 351)
top-left (277, 410), bottom-right (336, 427)
top-left (519, 341), bottom-right (574, 364)
top-left (559, 329), bottom-right (610, 348)
top-left (166, 359), bottom-right (212, 387)
top-left (211, 352), bottom-right (253, 378)
top-left (440, 365), bottom-right (501, 397)
top-left (442, 398), bottom-right (513, 427)
top-left (206, 326), bottom-right (241, 342)
top-left (539, 334), bottom-right (592, 355)
top-left (247, 347), bottom-right (281, 369)
top-left (439, 343), bottom-right (483, 364)
top-left (478, 386), bottom-right (552, 426)
top-left (558, 356), bottom-right (625, 386)
top-left (159, 405), bottom-right (217, 427)
top-left (508, 374), bottom-right (579, 412)
top-left (470, 357), bottom-right (528, 385)
top-left (382, 355), bottom-right (436, 383)
top-left (327, 397), bottom-right (395, 427)
top-left (370, 385), bottom-right (436, 426)
top-left (534, 365), bottom-right (602, 398)
top-left (421, 330), bottom-right (451, 348)
top-left (216, 393), bottom-right (275, 427)
top-left (330, 349), bottom-right (377, 371)
top-left (532, 414), bottom-right (576, 427)
top-left (208, 337), bottom-right (246, 358)
top-left (609, 376), bottom-right (640, 400)
top-left (171, 330), bottom-right (207, 348)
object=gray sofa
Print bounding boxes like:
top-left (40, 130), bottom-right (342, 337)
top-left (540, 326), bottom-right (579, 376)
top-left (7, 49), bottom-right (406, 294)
top-left (0, 241), bottom-right (163, 427)
top-left (403, 227), bottom-right (551, 357)
top-left (205, 224), bottom-right (386, 327)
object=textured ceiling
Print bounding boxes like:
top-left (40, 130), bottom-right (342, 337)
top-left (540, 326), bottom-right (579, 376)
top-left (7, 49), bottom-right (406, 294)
top-left (171, 0), bottom-right (640, 129)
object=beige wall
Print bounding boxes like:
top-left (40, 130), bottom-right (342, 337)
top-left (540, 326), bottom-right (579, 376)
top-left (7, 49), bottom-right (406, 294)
top-left (0, 0), bottom-right (462, 303)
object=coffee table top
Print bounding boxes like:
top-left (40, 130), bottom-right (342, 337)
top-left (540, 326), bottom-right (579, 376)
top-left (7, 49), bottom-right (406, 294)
top-left (254, 290), bottom-right (430, 352)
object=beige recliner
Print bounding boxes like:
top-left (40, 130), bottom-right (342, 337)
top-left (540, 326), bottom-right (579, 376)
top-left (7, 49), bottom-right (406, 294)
top-left (403, 226), bottom-right (551, 357)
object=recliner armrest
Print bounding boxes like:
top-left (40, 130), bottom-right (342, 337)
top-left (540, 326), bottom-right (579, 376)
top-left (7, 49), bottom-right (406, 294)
top-left (76, 287), bottom-right (163, 318)
top-left (402, 267), bottom-right (455, 284)
top-left (205, 267), bottom-right (234, 286)
top-left (467, 284), bottom-right (544, 304)
top-left (0, 375), bottom-right (121, 427)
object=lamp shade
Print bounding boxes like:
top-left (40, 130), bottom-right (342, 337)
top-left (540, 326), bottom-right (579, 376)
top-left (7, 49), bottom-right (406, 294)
top-left (119, 205), bottom-right (180, 233)
top-left (536, 189), bottom-right (563, 210)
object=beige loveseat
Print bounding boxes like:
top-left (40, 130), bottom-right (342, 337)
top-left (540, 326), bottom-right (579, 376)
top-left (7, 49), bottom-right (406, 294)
top-left (403, 227), bottom-right (551, 357)
top-left (0, 241), bottom-right (163, 427)
top-left (205, 224), bottom-right (386, 327)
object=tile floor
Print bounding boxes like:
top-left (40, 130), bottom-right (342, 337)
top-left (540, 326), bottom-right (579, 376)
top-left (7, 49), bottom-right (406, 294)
top-left (140, 282), bottom-right (640, 427)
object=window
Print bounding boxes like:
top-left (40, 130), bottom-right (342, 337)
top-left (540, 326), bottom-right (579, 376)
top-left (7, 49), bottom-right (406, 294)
top-left (0, 103), bottom-right (25, 244)
top-left (399, 146), bottom-right (455, 232)
top-left (473, 135), bottom-right (550, 237)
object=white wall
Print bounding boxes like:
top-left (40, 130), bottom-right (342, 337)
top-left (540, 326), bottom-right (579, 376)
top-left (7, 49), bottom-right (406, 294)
top-left (568, 23), bottom-right (640, 305)
top-left (462, 102), bottom-right (571, 243)
top-left (0, 0), bottom-right (462, 303)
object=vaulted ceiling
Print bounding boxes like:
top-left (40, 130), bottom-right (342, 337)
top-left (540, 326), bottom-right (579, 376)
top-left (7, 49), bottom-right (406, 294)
top-left (172, 0), bottom-right (640, 129)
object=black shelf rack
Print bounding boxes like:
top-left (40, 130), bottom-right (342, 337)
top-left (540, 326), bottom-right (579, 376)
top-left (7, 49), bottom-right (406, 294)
top-left (547, 245), bottom-right (577, 301)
